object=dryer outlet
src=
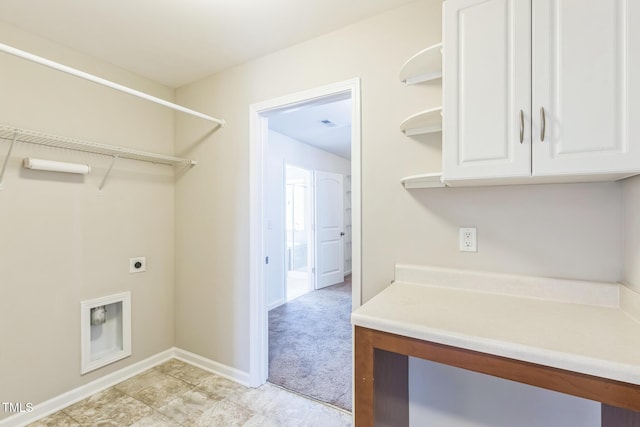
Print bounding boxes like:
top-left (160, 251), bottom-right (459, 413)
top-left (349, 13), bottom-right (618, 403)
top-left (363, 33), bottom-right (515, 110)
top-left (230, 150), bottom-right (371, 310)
top-left (129, 257), bottom-right (146, 273)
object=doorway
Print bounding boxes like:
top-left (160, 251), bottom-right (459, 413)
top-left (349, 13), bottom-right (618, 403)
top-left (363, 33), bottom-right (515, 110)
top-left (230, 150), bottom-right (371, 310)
top-left (249, 79), bottom-right (361, 393)
top-left (264, 95), bottom-right (352, 410)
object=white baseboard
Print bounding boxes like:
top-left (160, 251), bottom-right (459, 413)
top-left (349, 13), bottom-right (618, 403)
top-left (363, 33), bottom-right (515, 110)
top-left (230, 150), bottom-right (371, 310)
top-left (173, 348), bottom-right (251, 387)
top-left (0, 349), bottom-right (173, 427)
top-left (0, 348), bottom-right (250, 427)
top-left (267, 298), bottom-right (285, 311)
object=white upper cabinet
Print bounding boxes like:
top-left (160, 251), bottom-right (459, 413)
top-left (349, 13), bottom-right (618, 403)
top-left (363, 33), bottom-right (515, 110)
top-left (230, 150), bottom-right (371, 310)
top-left (443, 0), bottom-right (640, 185)
top-left (533, 0), bottom-right (638, 177)
top-left (443, 0), bottom-right (532, 182)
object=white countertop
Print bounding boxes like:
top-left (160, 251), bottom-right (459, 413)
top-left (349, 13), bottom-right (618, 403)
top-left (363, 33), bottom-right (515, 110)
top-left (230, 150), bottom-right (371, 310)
top-left (351, 265), bottom-right (640, 386)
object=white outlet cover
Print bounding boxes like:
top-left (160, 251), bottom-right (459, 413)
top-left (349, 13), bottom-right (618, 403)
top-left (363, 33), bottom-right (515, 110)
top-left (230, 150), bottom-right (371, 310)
top-left (129, 257), bottom-right (146, 273)
top-left (459, 227), bottom-right (477, 252)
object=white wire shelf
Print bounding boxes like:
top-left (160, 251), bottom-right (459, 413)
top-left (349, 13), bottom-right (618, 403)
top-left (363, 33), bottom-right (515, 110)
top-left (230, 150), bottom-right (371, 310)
top-left (0, 124), bottom-right (196, 190)
top-left (0, 124), bottom-right (195, 166)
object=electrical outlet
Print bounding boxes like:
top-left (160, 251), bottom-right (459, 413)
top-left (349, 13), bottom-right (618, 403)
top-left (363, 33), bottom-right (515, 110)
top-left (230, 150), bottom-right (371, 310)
top-left (459, 227), bottom-right (477, 252)
top-left (129, 257), bottom-right (146, 273)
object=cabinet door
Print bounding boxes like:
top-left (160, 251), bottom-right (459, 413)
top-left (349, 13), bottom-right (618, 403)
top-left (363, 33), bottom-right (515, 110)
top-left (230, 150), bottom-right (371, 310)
top-left (443, 0), bottom-right (532, 182)
top-left (533, 0), bottom-right (640, 177)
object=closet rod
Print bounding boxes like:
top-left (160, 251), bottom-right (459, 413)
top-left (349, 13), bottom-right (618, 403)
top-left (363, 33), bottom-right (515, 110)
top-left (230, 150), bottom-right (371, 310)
top-left (0, 42), bottom-right (226, 126)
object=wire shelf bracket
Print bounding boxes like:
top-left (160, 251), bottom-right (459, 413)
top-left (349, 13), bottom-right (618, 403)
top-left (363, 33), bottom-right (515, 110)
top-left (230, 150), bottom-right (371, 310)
top-left (0, 132), bottom-right (17, 191)
top-left (99, 155), bottom-right (119, 191)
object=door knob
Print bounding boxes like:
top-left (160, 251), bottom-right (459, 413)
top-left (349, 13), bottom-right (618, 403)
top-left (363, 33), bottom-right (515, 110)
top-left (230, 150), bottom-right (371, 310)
top-left (340, 232), bottom-right (345, 236)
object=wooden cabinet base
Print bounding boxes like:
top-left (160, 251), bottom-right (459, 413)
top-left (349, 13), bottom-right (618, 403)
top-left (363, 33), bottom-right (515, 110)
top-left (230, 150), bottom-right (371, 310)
top-left (602, 405), bottom-right (640, 427)
top-left (354, 326), bottom-right (640, 427)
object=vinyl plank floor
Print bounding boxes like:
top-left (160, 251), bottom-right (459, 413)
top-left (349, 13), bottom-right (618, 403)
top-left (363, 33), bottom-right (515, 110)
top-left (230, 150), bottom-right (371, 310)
top-left (27, 359), bottom-right (351, 427)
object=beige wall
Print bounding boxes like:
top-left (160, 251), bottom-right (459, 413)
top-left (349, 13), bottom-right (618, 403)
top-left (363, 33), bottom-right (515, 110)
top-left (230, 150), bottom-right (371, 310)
top-left (0, 23), bottom-right (176, 416)
top-left (624, 175), bottom-right (640, 290)
top-left (174, 0), bottom-right (623, 375)
top-left (0, 0), bottom-right (629, 421)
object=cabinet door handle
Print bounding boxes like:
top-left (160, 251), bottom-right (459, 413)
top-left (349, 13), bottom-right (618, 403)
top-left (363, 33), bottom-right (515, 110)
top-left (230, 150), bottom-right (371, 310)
top-left (540, 107), bottom-right (546, 142)
top-left (519, 110), bottom-right (524, 144)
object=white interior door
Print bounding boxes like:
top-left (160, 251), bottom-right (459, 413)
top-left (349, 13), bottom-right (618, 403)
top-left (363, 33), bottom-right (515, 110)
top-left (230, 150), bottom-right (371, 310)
top-left (314, 170), bottom-right (344, 289)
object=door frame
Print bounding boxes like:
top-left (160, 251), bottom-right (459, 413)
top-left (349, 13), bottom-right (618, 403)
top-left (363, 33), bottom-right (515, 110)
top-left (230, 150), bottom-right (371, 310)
top-left (249, 78), bottom-right (362, 387)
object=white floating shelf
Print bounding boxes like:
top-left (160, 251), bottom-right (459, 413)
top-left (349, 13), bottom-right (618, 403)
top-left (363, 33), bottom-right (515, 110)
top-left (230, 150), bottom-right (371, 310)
top-left (399, 43), bottom-right (443, 85)
top-left (401, 172), bottom-right (445, 189)
top-left (400, 107), bottom-right (443, 136)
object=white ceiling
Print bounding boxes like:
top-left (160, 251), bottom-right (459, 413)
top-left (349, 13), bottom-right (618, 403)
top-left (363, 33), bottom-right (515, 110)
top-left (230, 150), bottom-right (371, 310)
top-left (269, 97), bottom-right (352, 160)
top-left (0, 0), bottom-right (387, 159)
top-left (0, 0), bottom-right (415, 88)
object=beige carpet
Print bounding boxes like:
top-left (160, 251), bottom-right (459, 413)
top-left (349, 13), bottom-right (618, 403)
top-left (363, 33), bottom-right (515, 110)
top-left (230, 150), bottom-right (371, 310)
top-left (268, 277), bottom-right (352, 411)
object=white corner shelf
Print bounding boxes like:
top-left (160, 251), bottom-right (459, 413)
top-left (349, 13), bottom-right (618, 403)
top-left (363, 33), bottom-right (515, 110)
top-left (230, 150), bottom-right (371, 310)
top-left (398, 42), bottom-right (445, 191)
top-left (399, 43), bottom-right (443, 85)
top-left (400, 107), bottom-right (443, 136)
top-left (401, 172), bottom-right (445, 189)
